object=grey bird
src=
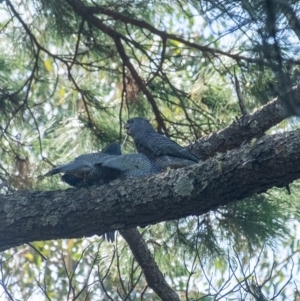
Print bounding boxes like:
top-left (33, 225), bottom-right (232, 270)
top-left (124, 117), bottom-right (199, 170)
top-left (43, 142), bottom-right (122, 243)
top-left (44, 142), bottom-right (160, 242)
top-left (102, 153), bottom-right (161, 180)
top-left (44, 142), bottom-right (122, 187)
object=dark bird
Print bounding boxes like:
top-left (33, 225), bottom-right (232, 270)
top-left (44, 142), bottom-right (122, 187)
top-left (124, 117), bottom-right (199, 170)
top-left (43, 142), bottom-right (122, 243)
top-left (43, 142), bottom-right (160, 242)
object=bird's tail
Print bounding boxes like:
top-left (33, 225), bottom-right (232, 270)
top-left (103, 231), bottom-right (115, 242)
top-left (42, 162), bottom-right (87, 177)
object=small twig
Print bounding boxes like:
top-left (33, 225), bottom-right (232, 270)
top-left (270, 258), bottom-right (294, 300)
top-left (26, 243), bottom-right (47, 261)
top-left (234, 69), bottom-right (247, 116)
top-left (140, 284), bottom-right (148, 300)
top-left (116, 244), bottom-right (130, 300)
top-left (70, 18), bottom-right (85, 70)
top-left (119, 63), bottom-right (127, 143)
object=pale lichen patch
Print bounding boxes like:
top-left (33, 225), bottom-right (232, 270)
top-left (249, 119), bottom-right (258, 128)
top-left (42, 214), bottom-right (59, 226)
top-left (174, 174), bottom-right (194, 196)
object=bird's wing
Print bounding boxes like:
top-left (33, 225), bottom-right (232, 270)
top-left (43, 144), bottom-right (122, 180)
top-left (102, 154), bottom-right (155, 179)
top-left (102, 142), bottom-right (122, 155)
top-left (139, 133), bottom-right (198, 162)
top-left (61, 173), bottom-right (82, 187)
top-left (73, 152), bottom-right (120, 165)
top-left (103, 154), bottom-right (146, 171)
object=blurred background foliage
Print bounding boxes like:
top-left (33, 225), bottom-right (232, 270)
top-left (1, 0), bottom-right (300, 299)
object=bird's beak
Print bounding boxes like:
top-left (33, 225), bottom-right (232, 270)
top-left (124, 122), bottom-right (130, 134)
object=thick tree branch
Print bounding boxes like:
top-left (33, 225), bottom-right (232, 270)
top-left (190, 84), bottom-right (300, 159)
top-left (1, 129), bottom-right (300, 252)
top-left (120, 228), bottom-right (181, 301)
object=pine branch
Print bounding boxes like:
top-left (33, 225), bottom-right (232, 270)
top-left (64, 0), bottom-right (300, 66)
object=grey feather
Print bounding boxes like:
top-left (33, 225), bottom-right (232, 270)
top-left (124, 117), bottom-right (199, 169)
top-left (103, 231), bottom-right (116, 243)
top-left (44, 142), bottom-right (122, 185)
top-left (102, 153), bottom-right (161, 180)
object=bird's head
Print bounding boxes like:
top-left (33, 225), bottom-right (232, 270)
top-left (103, 142), bottom-right (122, 155)
top-left (124, 117), bottom-right (153, 136)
